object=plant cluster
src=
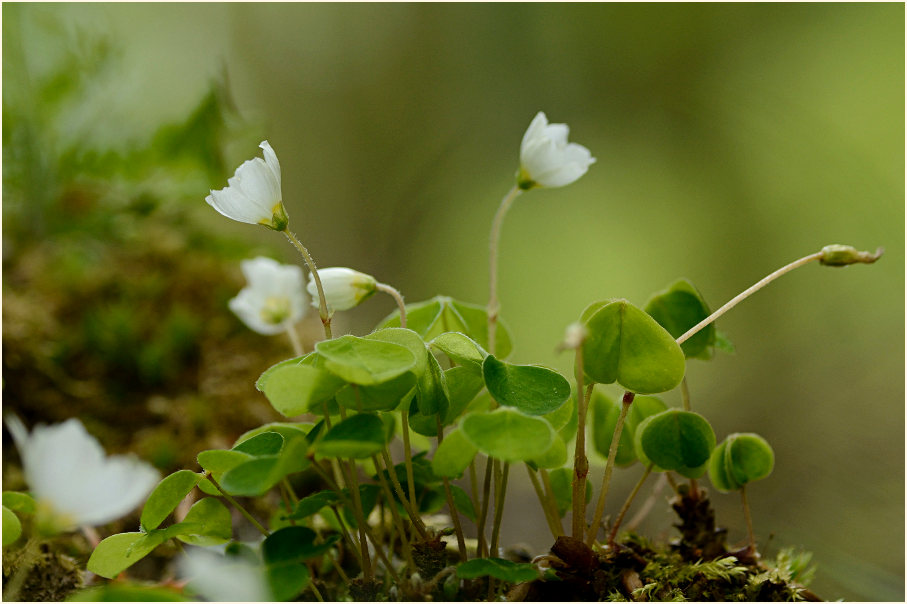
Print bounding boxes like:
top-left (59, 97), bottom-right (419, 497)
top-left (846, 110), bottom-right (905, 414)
top-left (3, 111), bottom-right (881, 602)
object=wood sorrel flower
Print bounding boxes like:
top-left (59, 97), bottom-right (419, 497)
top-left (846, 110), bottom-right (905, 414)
top-left (180, 547), bottom-right (271, 602)
top-left (4, 416), bottom-right (159, 532)
top-left (229, 257), bottom-right (307, 336)
top-left (306, 267), bottom-right (377, 312)
top-left (517, 112), bottom-right (595, 190)
top-left (205, 140), bottom-right (289, 231)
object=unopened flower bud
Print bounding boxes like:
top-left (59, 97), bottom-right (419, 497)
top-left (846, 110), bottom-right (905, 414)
top-left (819, 244), bottom-right (884, 267)
top-left (308, 267), bottom-right (377, 312)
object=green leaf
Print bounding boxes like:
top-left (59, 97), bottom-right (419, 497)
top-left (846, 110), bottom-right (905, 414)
top-left (543, 392), bottom-right (575, 433)
top-left (449, 485), bottom-right (477, 522)
top-left (316, 335), bottom-right (416, 386)
top-left (264, 526), bottom-right (339, 563)
top-left (548, 467), bottom-right (593, 517)
top-left (635, 410), bottom-right (715, 475)
top-left (219, 436), bottom-right (311, 497)
top-left (197, 449), bottom-right (250, 476)
top-left (709, 433), bottom-right (775, 492)
top-left (286, 490), bottom-right (341, 521)
top-left (590, 392), bottom-right (667, 467)
top-left (456, 557), bottom-right (540, 583)
top-left (529, 431), bottom-right (568, 469)
top-left (482, 355), bottom-right (571, 416)
top-left (366, 327), bottom-right (448, 416)
top-left (380, 296), bottom-right (513, 358)
top-left (232, 432), bottom-right (284, 456)
top-left (262, 364), bottom-right (345, 417)
top-left (460, 408), bottom-right (555, 463)
top-left (235, 423), bottom-right (312, 447)
top-left (176, 498), bottom-right (232, 546)
top-left (432, 427), bottom-right (478, 478)
top-left (255, 354), bottom-right (307, 392)
top-left (3, 505), bottom-right (22, 546)
top-left (430, 332), bottom-right (487, 371)
top-left (314, 413), bottom-right (386, 459)
top-left (140, 470), bottom-right (203, 531)
top-left (591, 391), bottom-right (636, 466)
top-left (2, 491), bottom-right (36, 515)
top-left (335, 373), bottom-right (416, 412)
top-left (87, 533), bottom-right (160, 578)
top-left (645, 279), bottom-right (716, 359)
top-left (581, 299), bottom-right (686, 394)
top-left (444, 366), bottom-right (486, 423)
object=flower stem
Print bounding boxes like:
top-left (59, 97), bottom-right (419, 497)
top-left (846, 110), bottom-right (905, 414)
top-left (742, 485), bottom-right (757, 554)
top-left (586, 391), bottom-right (634, 546)
top-left (487, 185), bottom-right (522, 355)
top-left (376, 282), bottom-right (407, 328)
top-left (204, 473), bottom-right (270, 537)
top-left (380, 446), bottom-right (428, 538)
top-left (489, 461), bottom-right (511, 557)
top-left (285, 324), bottom-right (304, 357)
top-left (476, 456), bottom-right (494, 557)
top-left (527, 465), bottom-right (563, 539)
top-left (284, 230), bottom-right (332, 339)
top-left (437, 420), bottom-right (468, 562)
top-left (571, 344), bottom-right (593, 539)
top-left (372, 453), bottom-right (416, 569)
top-left (676, 251), bottom-right (824, 347)
top-left (398, 411), bottom-right (422, 530)
top-left (3, 538), bottom-right (42, 602)
top-left (608, 464), bottom-right (653, 547)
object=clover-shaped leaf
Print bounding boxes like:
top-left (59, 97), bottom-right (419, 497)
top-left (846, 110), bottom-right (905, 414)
top-left (431, 427), bottom-right (478, 478)
top-left (581, 299), bottom-right (685, 394)
top-left (634, 409), bottom-right (715, 478)
top-left (140, 470), bottom-right (203, 532)
top-left (708, 433), bottom-right (775, 492)
top-left (645, 279), bottom-right (717, 359)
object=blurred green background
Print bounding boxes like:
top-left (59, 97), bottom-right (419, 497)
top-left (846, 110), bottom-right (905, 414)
top-left (3, 3), bottom-right (903, 601)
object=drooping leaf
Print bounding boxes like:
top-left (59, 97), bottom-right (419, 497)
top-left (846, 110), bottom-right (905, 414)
top-left (591, 392), bottom-right (668, 467)
top-left (314, 413), bottom-right (386, 459)
top-left (529, 431), bottom-right (568, 469)
top-left (430, 332), bottom-right (487, 371)
top-left (219, 436), bottom-right (311, 497)
top-left (460, 408), bottom-right (555, 463)
top-left (483, 355), bottom-right (571, 416)
top-left (645, 279), bottom-right (716, 359)
top-left (456, 557), bottom-right (540, 583)
top-left (366, 327), bottom-right (449, 416)
top-left (443, 366), bottom-right (486, 423)
top-left (262, 364), bottom-right (345, 417)
top-left (315, 335), bottom-right (416, 386)
top-left (432, 427), bottom-right (478, 478)
top-left (255, 355), bottom-right (307, 391)
top-left (581, 299), bottom-right (686, 394)
top-left (335, 373), bottom-right (416, 412)
top-left (140, 470), bottom-right (203, 531)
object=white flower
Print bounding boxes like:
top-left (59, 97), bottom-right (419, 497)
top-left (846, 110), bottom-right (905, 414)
top-left (229, 257), bottom-right (308, 336)
top-left (307, 267), bottom-right (377, 312)
top-left (4, 416), bottom-right (159, 532)
top-left (518, 112), bottom-right (595, 189)
top-left (205, 140), bottom-right (289, 231)
top-left (180, 547), bottom-right (271, 602)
